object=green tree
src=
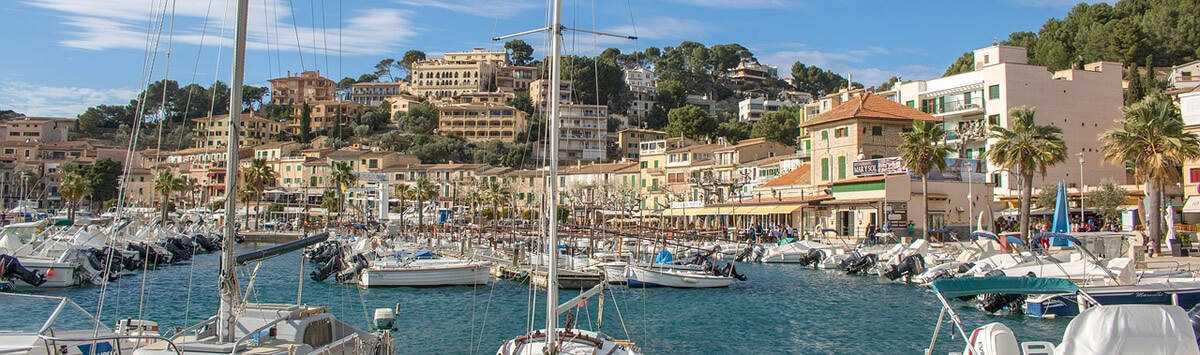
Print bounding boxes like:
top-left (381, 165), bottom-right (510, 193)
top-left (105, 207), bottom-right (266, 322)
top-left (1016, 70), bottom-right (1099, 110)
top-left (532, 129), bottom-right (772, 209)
top-left (1036, 183), bottom-right (1059, 210)
top-left (1101, 94), bottom-right (1200, 251)
top-left (58, 168), bottom-right (92, 222)
top-left (898, 120), bottom-right (953, 239)
top-left (943, 52), bottom-right (974, 77)
top-left (508, 92), bottom-right (534, 115)
top-left (153, 171), bottom-right (183, 224)
top-left (412, 177), bottom-right (438, 232)
top-left (790, 62), bottom-right (858, 97)
top-left (402, 102), bottom-right (439, 135)
top-left (244, 158), bottom-right (277, 227)
top-left (394, 184), bottom-right (411, 228)
top-left (717, 120), bottom-right (751, 143)
top-left (320, 190), bottom-right (339, 225)
top-left (299, 102), bottom-right (313, 143)
top-left (330, 162), bottom-right (357, 221)
top-left (374, 58), bottom-right (397, 82)
top-left (664, 105), bottom-right (716, 139)
top-left (751, 107), bottom-right (802, 145)
top-left (876, 76), bottom-right (901, 91)
top-left (1087, 181), bottom-right (1126, 229)
top-left (505, 40), bottom-right (534, 65)
top-left (989, 107), bottom-right (1067, 240)
top-left (400, 50), bottom-right (427, 79)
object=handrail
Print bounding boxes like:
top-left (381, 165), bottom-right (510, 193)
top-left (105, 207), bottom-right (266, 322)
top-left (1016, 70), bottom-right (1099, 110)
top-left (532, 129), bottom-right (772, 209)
top-left (38, 334), bottom-right (183, 355)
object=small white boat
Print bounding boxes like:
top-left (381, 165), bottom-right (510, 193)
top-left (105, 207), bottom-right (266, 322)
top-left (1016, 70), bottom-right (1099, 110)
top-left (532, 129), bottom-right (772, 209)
top-left (626, 266), bottom-right (735, 288)
top-left (359, 258), bottom-right (491, 287)
top-left (496, 328), bottom-right (639, 355)
top-left (760, 240), bottom-right (837, 263)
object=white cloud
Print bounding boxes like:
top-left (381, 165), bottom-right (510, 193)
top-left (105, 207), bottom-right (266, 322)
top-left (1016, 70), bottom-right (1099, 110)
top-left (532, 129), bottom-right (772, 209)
top-left (607, 17), bottom-right (707, 41)
top-left (396, 0), bottom-right (539, 18)
top-left (25, 0), bottom-right (416, 56)
top-left (759, 44), bottom-right (936, 86)
top-left (1010, 0), bottom-right (1110, 7)
top-left (0, 81), bottom-right (138, 117)
top-left (662, 0), bottom-right (793, 8)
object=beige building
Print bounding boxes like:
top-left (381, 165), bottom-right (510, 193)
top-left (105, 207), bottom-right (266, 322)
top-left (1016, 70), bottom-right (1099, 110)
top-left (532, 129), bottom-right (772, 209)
top-left (0, 117), bottom-right (71, 143)
top-left (709, 138), bottom-right (796, 197)
top-left (350, 81), bottom-right (409, 107)
top-left (530, 79), bottom-right (573, 112)
top-left (291, 100), bottom-right (365, 133)
top-left (269, 70), bottom-right (336, 105)
top-left (436, 92), bottom-right (526, 143)
top-left (534, 103), bottom-right (608, 163)
top-left (728, 59), bottom-right (776, 87)
top-left (410, 48), bottom-right (507, 98)
top-left (497, 65), bottom-right (538, 93)
top-left (891, 44), bottom-right (1126, 197)
top-left (613, 128), bottom-right (666, 160)
top-left (386, 94), bottom-right (423, 122)
top-left (802, 92), bottom-right (937, 185)
top-left (193, 113), bottom-right (283, 148)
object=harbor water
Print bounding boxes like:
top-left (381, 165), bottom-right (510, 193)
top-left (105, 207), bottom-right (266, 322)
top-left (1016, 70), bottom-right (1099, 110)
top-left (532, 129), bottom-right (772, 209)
top-left (3, 246), bottom-right (1069, 354)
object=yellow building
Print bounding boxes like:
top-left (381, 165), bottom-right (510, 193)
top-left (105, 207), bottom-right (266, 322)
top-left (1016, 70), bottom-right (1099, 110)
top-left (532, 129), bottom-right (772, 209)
top-left (192, 113), bottom-right (283, 148)
top-left (436, 93), bottom-right (527, 143)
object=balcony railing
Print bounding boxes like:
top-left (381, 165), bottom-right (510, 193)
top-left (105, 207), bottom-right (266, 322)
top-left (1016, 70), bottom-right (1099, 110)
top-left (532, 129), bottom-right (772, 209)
top-left (924, 96), bottom-right (984, 115)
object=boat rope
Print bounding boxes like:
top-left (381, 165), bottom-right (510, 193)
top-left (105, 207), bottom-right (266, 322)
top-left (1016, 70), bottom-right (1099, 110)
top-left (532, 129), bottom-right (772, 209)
top-left (182, 240), bottom-right (201, 325)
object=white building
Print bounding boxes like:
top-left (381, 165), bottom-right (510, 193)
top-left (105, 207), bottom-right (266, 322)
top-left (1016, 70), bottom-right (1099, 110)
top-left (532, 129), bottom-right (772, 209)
top-left (1169, 60), bottom-right (1200, 91)
top-left (891, 44), bottom-right (1126, 197)
top-left (737, 97), bottom-right (808, 122)
top-left (624, 66), bottom-right (657, 120)
top-left (535, 103), bottom-right (609, 163)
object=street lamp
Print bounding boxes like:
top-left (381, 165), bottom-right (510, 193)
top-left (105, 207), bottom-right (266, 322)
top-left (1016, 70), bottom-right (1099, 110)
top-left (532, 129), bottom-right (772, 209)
top-left (1078, 152), bottom-right (1085, 227)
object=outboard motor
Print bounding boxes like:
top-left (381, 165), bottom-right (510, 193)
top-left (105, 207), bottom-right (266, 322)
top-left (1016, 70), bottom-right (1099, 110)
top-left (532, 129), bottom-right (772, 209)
top-left (797, 249), bottom-right (825, 267)
top-left (336, 254), bottom-right (371, 283)
top-left (734, 246), bottom-right (755, 262)
top-left (718, 263), bottom-right (747, 281)
top-left (977, 293), bottom-right (1026, 314)
top-left (311, 252), bottom-right (345, 282)
top-left (0, 254), bottom-right (46, 286)
top-left (191, 234), bottom-right (219, 253)
top-left (883, 254), bottom-right (926, 281)
top-left (842, 253), bottom-right (878, 275)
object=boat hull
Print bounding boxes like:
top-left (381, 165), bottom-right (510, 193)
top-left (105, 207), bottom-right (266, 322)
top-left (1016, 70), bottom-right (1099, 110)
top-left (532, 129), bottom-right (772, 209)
top-left (626, 267), bottom-right (733, 288)
top-left (359, 262), bottom-right (490, 287)
top-left (13, 258), bottom-right (78, 288)
top-left (1026, 284), bottom-right (1200, 318)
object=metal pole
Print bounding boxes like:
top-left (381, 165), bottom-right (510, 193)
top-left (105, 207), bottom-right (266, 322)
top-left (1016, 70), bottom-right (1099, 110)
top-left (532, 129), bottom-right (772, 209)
top-left (218, 0), bottom-right (249, 343)
top-left (1078, 152), bottom-right (1085, 229)
top-left (545, 0), bottom-right (562, 350)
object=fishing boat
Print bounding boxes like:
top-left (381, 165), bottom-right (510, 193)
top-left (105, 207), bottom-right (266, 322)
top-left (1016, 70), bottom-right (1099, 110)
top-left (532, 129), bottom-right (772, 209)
top-left (493, 2), bottom-right (640, 353)
top-left (924, 276), bottom-right (1200, 355)
top-left (626, 266), bottom-right (737, 288)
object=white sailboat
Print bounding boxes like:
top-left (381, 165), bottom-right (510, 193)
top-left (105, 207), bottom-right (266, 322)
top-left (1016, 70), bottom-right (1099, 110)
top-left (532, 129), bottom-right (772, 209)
top-left (494, 2), bottom-right (640, 353)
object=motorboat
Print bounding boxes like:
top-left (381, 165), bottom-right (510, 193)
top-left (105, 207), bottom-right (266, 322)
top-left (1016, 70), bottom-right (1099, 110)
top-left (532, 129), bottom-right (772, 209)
top-left (0, 293), bottom-right (165, 355)
top-left (626, 266), bottom-right (737, 288)
top-left (926, 277), bottom-right (1200, 355)
top-left (359, 253), bottom-right (491, 287)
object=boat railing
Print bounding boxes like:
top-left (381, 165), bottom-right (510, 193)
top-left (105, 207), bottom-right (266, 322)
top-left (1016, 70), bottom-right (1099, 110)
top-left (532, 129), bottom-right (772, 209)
top-left (38, 334), bottom-right (183, 355)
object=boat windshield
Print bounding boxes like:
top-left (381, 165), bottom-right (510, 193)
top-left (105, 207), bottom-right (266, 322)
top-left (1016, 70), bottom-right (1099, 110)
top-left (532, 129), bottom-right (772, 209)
top-left (0, 293), bottom-right (110, 334)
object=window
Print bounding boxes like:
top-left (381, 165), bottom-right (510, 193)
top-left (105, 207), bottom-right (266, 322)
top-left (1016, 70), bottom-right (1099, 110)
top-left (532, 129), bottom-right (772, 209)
top-left (988, 85), bottom-right (1000, 99)
top-left (821, 158), bottom-right (829, 181)
top-left (1191, 168), bottom-right (1200, 183)
top-left (905, 100), bottom-right (915, 108)
top-left (871, 126), bottom-right (883, 136)
top-left (640, 161), bottom-right (647, 169)
top-left (837, 156), bottom-right (846, 179)
top-left (988, 114), bottom-right (1000, 125)
top-left (821, 130), bottom-right (828, 141)
top-left (653, 161), bottom-right (659, 168)
top-left (834, 127), bottom-right (848, 138)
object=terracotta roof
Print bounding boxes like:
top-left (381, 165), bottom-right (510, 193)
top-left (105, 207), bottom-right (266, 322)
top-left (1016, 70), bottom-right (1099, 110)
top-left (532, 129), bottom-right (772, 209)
top-left (800, 92), bottom-right (937, 128)
top-left (761, 164), bottom-right (810, 188)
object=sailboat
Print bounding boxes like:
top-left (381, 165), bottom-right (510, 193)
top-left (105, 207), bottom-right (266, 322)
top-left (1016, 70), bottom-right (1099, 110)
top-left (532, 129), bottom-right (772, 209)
top-left (131, 0), bottom-right (395, 353)
top-left (494, 2), bottom-right (640, 353)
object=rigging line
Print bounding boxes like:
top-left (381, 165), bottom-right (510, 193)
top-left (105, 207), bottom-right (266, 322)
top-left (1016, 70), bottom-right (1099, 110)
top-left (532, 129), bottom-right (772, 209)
top-left (319, 0), bottom-right (330, 76)
top-left (308, 0), bottom-right (320, 73)
top-left (590, 0), bottom-right (601, 111)
top-left (287, 0), bottom-right (306, 69)
top-left (270, 0), bottom-right (284, 75)
top-left (337, 0), bottom-right (342, 80)
top-left (96, 0), bottom-right (171, 331)
top-left (261, 0), bottom-right (275, 80)
top-left (175, 0), bottom-right (217, 162)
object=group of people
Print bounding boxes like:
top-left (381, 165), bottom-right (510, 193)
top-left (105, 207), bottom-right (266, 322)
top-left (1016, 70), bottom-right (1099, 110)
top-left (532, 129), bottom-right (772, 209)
top-left (740, 224), bottom-right (800, 243)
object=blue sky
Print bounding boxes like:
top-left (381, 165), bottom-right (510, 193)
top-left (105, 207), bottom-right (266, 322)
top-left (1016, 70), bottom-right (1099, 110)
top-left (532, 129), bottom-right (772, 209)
top-left (0, 0), bottom-right (1089, 117)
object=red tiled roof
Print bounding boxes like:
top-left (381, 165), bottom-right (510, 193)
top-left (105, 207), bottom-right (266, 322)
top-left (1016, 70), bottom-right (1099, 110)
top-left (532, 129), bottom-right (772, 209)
top-left (761, 164), bottom-right (810, 187)
top-left (801, 92), bottom-right (937, 128)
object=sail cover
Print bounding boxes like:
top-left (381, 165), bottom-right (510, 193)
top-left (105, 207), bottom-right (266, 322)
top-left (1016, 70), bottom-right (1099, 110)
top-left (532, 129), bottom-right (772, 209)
top-left (930, 276), bottom-right (1078, 298)
top-left (654, 249), bottom-right (673, 264)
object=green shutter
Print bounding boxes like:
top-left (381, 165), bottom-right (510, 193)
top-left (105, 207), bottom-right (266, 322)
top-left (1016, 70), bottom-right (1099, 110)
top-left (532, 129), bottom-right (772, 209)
top-left (821, 158), bottom-right (829, 181)
top-left (831, 181), bottom-right (885, 193)
top-left (905, 100), bottom-right (915, 108)
top-left (988, 85), bottom-right (1000, 99)
top-left (837, 156), bottom-right (846, 179)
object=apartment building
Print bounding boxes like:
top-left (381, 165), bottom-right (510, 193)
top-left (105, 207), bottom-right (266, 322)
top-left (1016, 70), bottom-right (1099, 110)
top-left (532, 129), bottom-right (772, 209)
top-left (0, 117), bottom-right (71, 143)
top-left (1170, 60), bottom-right (1200, 92)
top-left (533, 103), bottom-right (608, 163)
top-left (386, 94), bottom-right (422, 121)
top-left (613, 128), bottom-right (666, 160)
top-left (729, 59), bottom-right (777, 87)
top-left (410, 48), bottom-right (506, 98)
top-left (290, 100), bottom-right (365, 133)
top-left (530, 79), bottom-right (573, 112)
top-left (349, 81), bottom-right (408, 106)
top-left (497, 65), bottom-right (538, 92)
top-left (709, 138), bottom-right (796, 197)
top-left (436, 92), bottom-right (527, 143)
top-left (797, 88), bottom-right (869, 159)
top-left (193, 113), bottom-right (283, 148)
top-left (269, 70), bottom-right (336, 105)
top-left (1179, 91), bottom-right (1200, 220)
top-left (802, 92), bottom-right (937, 185)
top-left (891, 44), bottom-right (1126, 197)
top-left (737, 97), bottom-right (806, 122)
top-left (624, 66), bottom-right (657, 119)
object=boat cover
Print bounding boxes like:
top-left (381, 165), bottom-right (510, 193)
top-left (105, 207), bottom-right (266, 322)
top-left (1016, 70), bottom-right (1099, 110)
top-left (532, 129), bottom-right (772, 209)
top-left (655, 250), bottom-right (673, 264)
top-left (930, 276), bottom-right (1078, 298)
top-left (1056, 305), bottom-right (1200, 355)
top-left (0, 234), bottom-right (22, 253)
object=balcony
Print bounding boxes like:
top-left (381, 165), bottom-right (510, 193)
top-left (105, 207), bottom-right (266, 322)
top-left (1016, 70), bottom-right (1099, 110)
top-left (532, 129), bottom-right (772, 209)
top-left (925, 96), bottom-right (984, 117)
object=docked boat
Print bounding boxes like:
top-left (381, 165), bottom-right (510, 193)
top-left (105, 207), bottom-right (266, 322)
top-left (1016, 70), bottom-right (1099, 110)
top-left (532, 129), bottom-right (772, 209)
top-left (1025, 277), bottom-right (1200, 318)
top-left (359, 256), bottom-right (491, 287)
top-left (626, 266), bottom-right (737, 288)
top-left (0, 293), bottom-right (165, 355)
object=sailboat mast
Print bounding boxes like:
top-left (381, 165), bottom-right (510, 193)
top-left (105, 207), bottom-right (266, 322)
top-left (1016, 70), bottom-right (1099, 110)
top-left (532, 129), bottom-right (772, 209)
top-left (545, 0), bottom-right (563, 349)
top-left (218, 0), bottom-right (249, 343)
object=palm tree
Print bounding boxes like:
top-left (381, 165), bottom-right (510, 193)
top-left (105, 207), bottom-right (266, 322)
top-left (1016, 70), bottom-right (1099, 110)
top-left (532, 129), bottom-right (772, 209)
top-left (154, 171), bottom-right (183, 224)
top-left (483, 180), bottom-right (512, 224)
top-left (988, 106), bottom-right (1067, 240)
top-left (330, 162), bottom-right (356, 221)
top-left (1101, 94), bottom-right (1200, 253)
top-left (245, 159), bottom-right (277, 227)
top-left (413, 177), bottom-right (438, 232)
top-left (898, 120), bottom-right (953, 239)
top-left (320, 190), bottom-right (339, 226)
top-left (394, 183), bottom-right (412, 228)
top-left (180, 177), bottom-right (198, 210)
top-left (59, 168), bottom-right (92, 221)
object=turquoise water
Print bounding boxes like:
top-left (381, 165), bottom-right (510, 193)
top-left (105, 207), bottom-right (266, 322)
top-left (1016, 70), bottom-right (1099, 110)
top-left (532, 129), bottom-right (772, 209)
top-left (5, 246), bottom-right (1069, 354)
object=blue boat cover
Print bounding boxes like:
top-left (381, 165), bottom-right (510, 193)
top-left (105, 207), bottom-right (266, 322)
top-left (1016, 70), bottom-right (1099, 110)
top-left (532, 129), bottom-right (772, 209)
top-left (930, 276), bottom-right (1079, 298)
top-left (655, 249), bottom-right (674, 264)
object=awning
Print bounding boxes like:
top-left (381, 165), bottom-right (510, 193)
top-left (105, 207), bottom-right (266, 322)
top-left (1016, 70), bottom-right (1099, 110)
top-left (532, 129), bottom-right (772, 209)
top-left (1184, 196), bottom-right (1200, 213)
top-left (759, 204), bottom-right (805, 214)
top-left (930, 276), bottom-right (1078, 298)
